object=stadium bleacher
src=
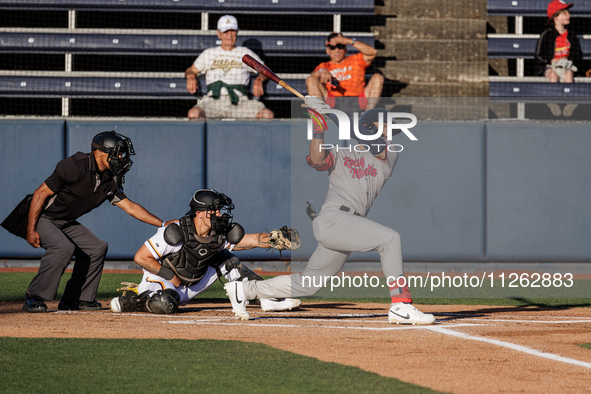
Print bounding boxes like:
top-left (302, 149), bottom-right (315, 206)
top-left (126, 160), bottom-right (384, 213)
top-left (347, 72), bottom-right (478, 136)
top-left (0, 0), bottom-right (375, 117)
top-left (0, 0), bottom-right (375, 15)
top-left (2, 0), bottom-right (591, 118)
top-left (0, 73), bottom-right (307, 100)
top-left (488, 35), bottom-right (591, 59)
top-left (0, 30), bottom-right (373, 57)
top-left (488, 0), bottom-right (591, 17)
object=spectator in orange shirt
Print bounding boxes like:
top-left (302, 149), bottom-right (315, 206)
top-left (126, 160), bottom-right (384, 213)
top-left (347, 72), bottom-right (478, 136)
top-left (306, 33), bottom-right (383, 111)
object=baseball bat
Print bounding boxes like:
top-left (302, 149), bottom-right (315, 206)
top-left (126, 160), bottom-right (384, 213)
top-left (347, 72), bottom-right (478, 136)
top-left (242, 54), bottom-right (305, 99)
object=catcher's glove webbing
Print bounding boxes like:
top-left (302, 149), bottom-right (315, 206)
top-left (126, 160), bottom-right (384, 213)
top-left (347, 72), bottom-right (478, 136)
top-left (268, 226), bottom-right (302, 253)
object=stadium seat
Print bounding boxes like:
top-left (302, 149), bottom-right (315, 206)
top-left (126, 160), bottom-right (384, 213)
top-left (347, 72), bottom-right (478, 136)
top-left (0, 31), bottom-right (373, 57)
top-left (490, 81), bottom-right (591, 98)
top-left (488, 0), bottom-right (591, 17)
top-left (488, 36), bottom-right (591, 59)
top-left (0, 75), bottom-right (307, 100)
top-left (0, 0), bottom-right (375, 14)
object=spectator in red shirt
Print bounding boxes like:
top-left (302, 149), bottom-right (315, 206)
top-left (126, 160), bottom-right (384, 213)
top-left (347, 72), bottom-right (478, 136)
top-left (306, 33), bottom-right (384, 111)
top-left (535, 0), bottom-right (582, 83)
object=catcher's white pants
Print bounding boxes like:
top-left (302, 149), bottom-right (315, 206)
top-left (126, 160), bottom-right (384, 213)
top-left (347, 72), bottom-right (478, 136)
top-left (242, 206), bottom-right (405, 300)
top-left (138, 264), bottom-right (241, 304)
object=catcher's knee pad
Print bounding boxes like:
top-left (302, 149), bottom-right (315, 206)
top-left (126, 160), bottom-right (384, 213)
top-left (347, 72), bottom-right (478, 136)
top-left (144, 289), bottom-right (180, 314)
top-left (224, 256), bottom-right (263, 281)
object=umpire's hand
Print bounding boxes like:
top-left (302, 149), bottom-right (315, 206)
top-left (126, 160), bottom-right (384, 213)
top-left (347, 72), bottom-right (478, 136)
top-left (27, 229), bottom-right (41, 248)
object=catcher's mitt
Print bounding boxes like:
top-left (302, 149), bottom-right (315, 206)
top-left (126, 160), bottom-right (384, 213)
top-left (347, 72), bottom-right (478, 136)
top-left (268, 226), bottom-right (302, 252)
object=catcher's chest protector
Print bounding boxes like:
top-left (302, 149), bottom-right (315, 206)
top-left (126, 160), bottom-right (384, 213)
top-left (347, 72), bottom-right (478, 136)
top-left (161, 216), bottom-right (226, 285)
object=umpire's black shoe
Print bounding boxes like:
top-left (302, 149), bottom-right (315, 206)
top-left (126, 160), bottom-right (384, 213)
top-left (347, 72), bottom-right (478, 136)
top-left (22, 293), bottom-right (47, 313)
top-left (79, 300), bottom-right (102, 311)
top-left (58, 299), bottom-right (79, 310)
top-left (58, 299), bottom-right (102, 311)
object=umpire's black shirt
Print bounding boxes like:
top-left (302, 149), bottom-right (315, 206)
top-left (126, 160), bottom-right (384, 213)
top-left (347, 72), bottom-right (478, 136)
top-left (43, 152), bottom-right (127, 221)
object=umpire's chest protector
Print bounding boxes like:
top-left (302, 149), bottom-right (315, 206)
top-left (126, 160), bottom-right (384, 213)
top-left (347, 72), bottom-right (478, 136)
top-left (160, 216), bottom-right (227, 285)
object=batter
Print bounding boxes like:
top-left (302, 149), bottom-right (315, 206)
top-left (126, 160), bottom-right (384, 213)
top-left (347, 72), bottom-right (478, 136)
top-left (225, 99), bottom-right (435, 325)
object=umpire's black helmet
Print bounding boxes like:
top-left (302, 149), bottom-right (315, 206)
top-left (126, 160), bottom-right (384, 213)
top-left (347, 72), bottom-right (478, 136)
top-left (91, 131), bottom-right (135, 177)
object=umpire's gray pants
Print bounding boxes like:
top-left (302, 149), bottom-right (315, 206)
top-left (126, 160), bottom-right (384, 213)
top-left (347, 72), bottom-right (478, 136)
top-left (27, 214), bottom-right (108, 302)
top-left (243, 206), bottom-right (404, 300)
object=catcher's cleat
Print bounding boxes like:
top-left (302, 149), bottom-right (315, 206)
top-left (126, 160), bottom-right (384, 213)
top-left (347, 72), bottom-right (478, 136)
top-left (224, 282), bottom-right (250, 321)
top-left (388, 303), bottom-right (435, 325)
top-left (109, 297), bottom-right (123, 313)
top-left (260, 298), bottom-right (302, 312)
top-left (110, 291), bottom-right (140, 313)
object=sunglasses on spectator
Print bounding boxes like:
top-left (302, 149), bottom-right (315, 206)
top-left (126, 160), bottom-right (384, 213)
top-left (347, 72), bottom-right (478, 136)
top-left (326, 44), bottom-right (346, 50)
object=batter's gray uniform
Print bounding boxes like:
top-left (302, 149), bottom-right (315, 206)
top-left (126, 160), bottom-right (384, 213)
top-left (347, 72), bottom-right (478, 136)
top-left (242, 139), bottom-right (405, 300)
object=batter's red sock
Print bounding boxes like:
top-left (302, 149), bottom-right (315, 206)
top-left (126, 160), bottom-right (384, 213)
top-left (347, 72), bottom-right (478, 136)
top-left (388, 276), bottom-right (413, 304)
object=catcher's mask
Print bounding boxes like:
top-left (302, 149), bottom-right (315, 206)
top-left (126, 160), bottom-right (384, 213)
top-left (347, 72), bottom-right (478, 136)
top-left (358, 108), bottom-right (400, 138)
top-left (91, 131), bottom-right (135, 181)
top-left (187, 189), bottom-right (235, 234)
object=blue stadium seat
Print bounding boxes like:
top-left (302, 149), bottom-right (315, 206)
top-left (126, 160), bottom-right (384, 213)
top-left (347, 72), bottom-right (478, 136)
top-left (0, 75), bottom-right (308, 99)
top-left (490, 81), bottom-right (591, 98)
top-left (488, 36), bottom-right (591, 59)
top-left (488, 0), bottom-right (591, 17)
top-left (0, 32), bottom-right (373, 57)
top-left (0, 0), bottom-right (374, 14)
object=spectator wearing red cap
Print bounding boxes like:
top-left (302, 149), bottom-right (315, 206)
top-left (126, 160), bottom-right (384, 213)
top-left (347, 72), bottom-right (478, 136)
top-left (534, 0), bottom-right (582, 83)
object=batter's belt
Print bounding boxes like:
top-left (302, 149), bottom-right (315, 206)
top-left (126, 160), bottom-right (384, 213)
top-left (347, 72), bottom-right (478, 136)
top-left (339, 205), bottom-right (364, 217)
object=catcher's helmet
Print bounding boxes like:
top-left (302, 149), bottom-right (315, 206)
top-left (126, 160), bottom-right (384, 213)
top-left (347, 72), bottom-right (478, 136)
top-left (358, 108), bottom-right (400, 137)
top-left (187, 189), bottom-right (235, 234)
top-left (91, 131), bottom-right (135, 177)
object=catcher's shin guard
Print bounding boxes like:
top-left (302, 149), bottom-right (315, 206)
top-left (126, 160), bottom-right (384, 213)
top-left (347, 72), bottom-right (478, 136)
top-left (142, 289), bottom-right (181, 314)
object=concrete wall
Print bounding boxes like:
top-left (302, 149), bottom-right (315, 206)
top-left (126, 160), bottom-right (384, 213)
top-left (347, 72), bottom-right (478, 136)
top-left (1, 119), bottom-right (590, 263)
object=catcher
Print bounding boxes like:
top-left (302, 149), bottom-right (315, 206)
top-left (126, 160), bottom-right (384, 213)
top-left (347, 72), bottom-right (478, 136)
top-left (110, 189), bottom-right (301, 316)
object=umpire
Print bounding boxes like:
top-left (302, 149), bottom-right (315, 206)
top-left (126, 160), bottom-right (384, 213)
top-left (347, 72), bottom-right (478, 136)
top-left (20, 131), bottom-right (167, 313)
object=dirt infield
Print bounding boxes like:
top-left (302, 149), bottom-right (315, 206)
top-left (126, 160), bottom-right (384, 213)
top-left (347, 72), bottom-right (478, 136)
top-left (1, 300), bottom-right (590, 393)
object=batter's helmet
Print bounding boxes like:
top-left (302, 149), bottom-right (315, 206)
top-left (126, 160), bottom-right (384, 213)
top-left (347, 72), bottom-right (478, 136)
top-left (358, 108), bottom-right (401, 137)
top-left (91, 131), bottom-right (135, 177)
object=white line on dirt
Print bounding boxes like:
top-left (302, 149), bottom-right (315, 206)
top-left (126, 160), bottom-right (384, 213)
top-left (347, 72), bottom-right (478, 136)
top-left (424, 326), bottom-right (591, 369)
top-left (162, 320), bottom-right (480, 330)
top-left (460, 319), bottom-right (591, 324)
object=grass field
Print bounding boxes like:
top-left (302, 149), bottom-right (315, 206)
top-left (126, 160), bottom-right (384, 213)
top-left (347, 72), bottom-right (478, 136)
top-left (0, 338), bottom-right (442, 394)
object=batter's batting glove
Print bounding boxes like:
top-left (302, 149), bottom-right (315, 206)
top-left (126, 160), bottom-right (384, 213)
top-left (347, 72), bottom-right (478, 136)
top-left (303, 95), bottom-right (331, 113)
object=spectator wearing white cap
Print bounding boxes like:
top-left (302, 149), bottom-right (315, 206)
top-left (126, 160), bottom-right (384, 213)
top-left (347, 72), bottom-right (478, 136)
top-left (185, 15), bottom-right (274, 119)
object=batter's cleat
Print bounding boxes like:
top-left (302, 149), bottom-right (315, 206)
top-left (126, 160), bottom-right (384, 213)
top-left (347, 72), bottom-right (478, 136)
top-left (224, 282), bottom-right (250, 321)
top-left (260, 298), bottom-right (302, 312)
top-left (22, 292), bottom-right (47, 313)
top-left (388, 303), bottom-right (435, 325)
